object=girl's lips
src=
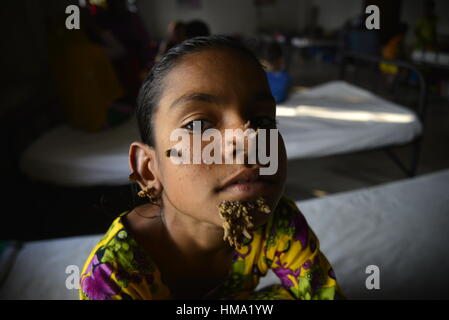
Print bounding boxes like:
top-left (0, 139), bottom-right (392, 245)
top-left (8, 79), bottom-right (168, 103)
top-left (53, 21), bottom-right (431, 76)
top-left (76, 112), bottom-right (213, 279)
top-left (219, 180), bottom-right (272, 198)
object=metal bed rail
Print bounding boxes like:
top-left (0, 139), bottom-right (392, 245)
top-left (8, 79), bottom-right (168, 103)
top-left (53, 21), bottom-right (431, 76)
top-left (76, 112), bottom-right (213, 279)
top-left (338, 51), bottom-right (428, 177)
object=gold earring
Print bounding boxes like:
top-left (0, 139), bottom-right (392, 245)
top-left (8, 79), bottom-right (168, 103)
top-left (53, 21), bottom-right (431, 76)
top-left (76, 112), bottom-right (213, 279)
top-left (138, 185), bottom-right (160, 204)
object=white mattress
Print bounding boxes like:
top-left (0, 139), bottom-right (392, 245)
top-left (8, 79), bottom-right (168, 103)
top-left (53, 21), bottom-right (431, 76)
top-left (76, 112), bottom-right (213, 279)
top-left (2, 169), bottom-right (448, 300)
top-left (20, 117), bottom-right (140, 187)
top-left (277, 81), bottom-right (422, 160)
top-left (19, 81), bottom-right (422, 187)
top-left (0, 235), bottom-right (102, 300)
top-left (259, 169), bottom-right (449, 299)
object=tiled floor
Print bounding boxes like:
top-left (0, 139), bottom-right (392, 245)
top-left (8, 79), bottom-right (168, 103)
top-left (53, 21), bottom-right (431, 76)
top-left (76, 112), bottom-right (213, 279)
top-left (283, 55), bottom-right (449, 201)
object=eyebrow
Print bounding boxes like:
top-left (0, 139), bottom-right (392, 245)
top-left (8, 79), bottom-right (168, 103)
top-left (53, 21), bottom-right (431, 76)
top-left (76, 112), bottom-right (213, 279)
top-left (169, 91), bottom-right (276, 110)
top-left (169, 93), bottom-right (220, 110)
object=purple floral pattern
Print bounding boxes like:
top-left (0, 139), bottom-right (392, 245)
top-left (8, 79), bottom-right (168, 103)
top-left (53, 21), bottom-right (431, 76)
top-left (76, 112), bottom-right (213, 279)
top-left (79, 197), bottom-right (342, 300)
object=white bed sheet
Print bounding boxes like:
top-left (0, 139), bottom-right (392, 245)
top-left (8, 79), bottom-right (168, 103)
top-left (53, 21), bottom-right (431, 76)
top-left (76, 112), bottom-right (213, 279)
top-left (19, 81), bottom-right (422, 186)
top-left (278, 81), bottom-right (422, 159)
top-left (0, 235), bottom-right (102, 300)
top-left (20, 117), bottom-right (139, 187)
top-left (2, 169), bottom-right (448, 300)
top-left (258, 169), bottom-right (449, 299)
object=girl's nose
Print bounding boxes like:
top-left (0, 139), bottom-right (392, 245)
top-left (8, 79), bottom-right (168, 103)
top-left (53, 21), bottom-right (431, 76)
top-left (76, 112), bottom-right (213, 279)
top-left (222, 120), bottom-right (262, 168)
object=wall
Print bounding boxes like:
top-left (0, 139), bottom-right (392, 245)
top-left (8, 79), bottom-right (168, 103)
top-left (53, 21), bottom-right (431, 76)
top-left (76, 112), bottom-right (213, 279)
top-left (310, 0), bottom-right (449, 42)
top-left (135, 0), bottom-right (369, 39)
top-left (311, 0), bottom-right (363, 32)
top-left (136, 0), bottom-right (303, 39)
top-left (3, 0), bottom-right (447, 113)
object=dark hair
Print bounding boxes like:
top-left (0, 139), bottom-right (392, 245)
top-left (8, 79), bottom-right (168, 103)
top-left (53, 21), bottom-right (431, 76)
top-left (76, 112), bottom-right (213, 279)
top-left (136, 35), bottom-right (263, 147)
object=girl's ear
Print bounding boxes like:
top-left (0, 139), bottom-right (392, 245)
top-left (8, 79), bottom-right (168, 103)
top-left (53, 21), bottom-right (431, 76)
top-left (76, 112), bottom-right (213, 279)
top-left (129, 142), bottom-right (162, 194)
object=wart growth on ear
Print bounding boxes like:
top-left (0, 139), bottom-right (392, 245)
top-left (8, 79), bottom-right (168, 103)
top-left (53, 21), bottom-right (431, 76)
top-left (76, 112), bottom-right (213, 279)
top-left (217, 197), bottom-right (271, 249)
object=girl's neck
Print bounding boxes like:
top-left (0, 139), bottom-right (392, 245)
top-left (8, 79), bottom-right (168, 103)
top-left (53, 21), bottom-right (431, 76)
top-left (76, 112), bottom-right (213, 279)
top-left (125, 203), bottom-right (235, 299)
top-left (161, 202), bottom-right (234, 259)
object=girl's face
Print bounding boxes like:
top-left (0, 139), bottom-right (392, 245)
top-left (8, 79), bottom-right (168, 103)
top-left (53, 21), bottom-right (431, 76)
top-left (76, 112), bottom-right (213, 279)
top-left (152, 48), bottom-right (287, 228)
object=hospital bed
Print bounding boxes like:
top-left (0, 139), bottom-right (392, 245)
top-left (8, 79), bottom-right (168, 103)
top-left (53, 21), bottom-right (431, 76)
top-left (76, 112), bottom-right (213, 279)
top-left (2, 168), bottom-right (448, 300)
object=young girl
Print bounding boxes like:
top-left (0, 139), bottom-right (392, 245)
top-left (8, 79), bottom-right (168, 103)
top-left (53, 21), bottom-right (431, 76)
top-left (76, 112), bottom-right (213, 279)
top-left (79, 36), bottom-right (344, 300)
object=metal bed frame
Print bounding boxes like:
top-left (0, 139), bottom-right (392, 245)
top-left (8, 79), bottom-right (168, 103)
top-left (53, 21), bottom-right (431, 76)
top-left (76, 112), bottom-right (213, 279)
top-left (338, 51), bottom-right (428, 177)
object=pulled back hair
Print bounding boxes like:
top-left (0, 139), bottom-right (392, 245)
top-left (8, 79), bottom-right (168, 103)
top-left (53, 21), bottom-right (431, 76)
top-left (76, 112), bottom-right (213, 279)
top-left (136, 35), bottom-right (263, 147)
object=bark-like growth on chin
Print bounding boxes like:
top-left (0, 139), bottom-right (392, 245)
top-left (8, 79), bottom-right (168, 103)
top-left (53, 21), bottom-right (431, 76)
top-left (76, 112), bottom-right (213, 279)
top-left (218, 197), bottom-right (271, 248)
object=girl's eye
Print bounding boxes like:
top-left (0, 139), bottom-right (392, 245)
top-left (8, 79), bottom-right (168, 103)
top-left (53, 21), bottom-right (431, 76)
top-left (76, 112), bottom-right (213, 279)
top-left (251, 117), bottom-right (278, 129)
top-left (183, 119), bottom-right (213, 132)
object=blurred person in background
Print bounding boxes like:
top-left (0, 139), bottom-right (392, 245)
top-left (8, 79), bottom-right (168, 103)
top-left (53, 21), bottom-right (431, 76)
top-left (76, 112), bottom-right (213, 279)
top-left (46, 7), bottom-right (124, 132)
top-left (96, 0), bottom-right (155, 107)
top-left (260, 41), bottom-right (292, 103)
top-left (156, 21), bottom-right (187, 61)
top-left (380, 22), bottom-right (409, 86)
top-left (156, 19), bottom-right (211, 62)
top-left (185, 19), bottom-right (210, 38)
top-left (414, 0), bottom-right (438, 50)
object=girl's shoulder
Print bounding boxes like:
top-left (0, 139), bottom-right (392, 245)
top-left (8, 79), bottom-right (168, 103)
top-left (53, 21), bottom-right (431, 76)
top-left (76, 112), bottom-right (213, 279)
top-left (79, 214), bottom-right (163, 300)
top-left (261, 196), bottom-right (312, 249)
top-left (88, 214), bottom-right (151, 270)
top-left (85, 213), bottom-right (135, 264)
top-left (268, 196), bottom-right (304, 228)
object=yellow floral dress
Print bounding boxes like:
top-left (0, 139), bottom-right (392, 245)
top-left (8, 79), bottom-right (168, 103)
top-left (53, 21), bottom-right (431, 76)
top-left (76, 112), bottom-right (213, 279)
top-left (79, 197), bottom-right (344, 300)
